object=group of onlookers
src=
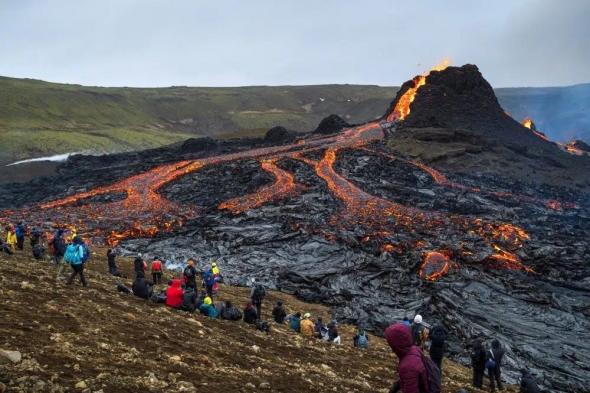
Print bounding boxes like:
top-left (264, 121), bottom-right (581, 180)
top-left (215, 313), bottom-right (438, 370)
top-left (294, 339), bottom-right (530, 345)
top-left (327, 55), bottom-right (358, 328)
top-left (3, 224), bottom-right (544, 393)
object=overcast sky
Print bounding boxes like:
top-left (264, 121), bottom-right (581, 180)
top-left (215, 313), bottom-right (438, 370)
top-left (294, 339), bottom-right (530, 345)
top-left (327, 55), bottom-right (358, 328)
top-left (1, 0), bottom-right (589, 88)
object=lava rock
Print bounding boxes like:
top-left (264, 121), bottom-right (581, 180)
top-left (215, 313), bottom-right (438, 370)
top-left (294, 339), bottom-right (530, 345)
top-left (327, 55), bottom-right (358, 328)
top-left (264, 126), bottom-right (296, 144)
top-left (313, 114), bottom-right (350, 135)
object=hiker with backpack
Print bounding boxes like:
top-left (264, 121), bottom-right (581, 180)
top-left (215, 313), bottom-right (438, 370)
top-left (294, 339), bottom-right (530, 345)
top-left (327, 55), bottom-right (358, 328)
top-left (15, 222), bottom-right (25, 251)
top-left (429, 323), bottom-right (447, 374)
top-left (29, 227), bottom-right (41, 248)
top-left (384, 322), bottom-right (441, 393)
top-left (272, 301), bottom-right (287, 324)
top-left (64, 236), bottom-right (89, 287)
top-left (471, 338), bottom-right (487, 389)
top-left (203, 266), bottom-right (217, 297)
top-left (30, 228), bottom-right (44, 260)
top-left (183, 259), bottom-right (197, 290)
top-left (49, 229), bottom-right (67, 280)
top-left (353, 328), bottom-right (369, 349)
top-left (411, 315), bottom-right (429, 350)
top-left (132, 270), bottom-right (154, 300)
top-left (151, 257), bottom-right (163, 284)
top-left (487, 339), bottom-right (505, 392)
top-left (250, 279), bottom-right (266, 320)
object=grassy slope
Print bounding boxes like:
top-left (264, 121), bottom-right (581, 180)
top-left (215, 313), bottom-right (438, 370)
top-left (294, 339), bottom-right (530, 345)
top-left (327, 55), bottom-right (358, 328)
top-left (1, 75), bottom-right (588, 164)
top-left (0, 246), bottom-right (517, 393)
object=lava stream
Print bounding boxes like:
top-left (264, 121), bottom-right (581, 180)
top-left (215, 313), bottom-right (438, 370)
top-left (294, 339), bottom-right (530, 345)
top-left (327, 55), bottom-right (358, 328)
top-left (218, 159), bottom-right (300, 214)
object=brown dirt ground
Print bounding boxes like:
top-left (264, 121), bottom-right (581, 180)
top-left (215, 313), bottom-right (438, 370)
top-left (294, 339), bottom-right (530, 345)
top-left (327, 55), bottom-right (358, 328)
top-left (0, 244), bottom-right (517, 393)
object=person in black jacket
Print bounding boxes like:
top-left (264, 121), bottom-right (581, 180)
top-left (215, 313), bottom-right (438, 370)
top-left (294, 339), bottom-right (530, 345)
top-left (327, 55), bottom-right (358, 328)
top-left (520, 369), bottom-right (541, 393)
top-left (429, 323), bottom-right (447, 374)
top-left (488, 339), bottom-right (505, 392)
top-left (272, 301), bottom-right (287, 324)
top-left (132, 271), bottom-right (153, 299)
top-left (133, 256), bottom-right (145, 275)
top-left (107, 249), bottom-right (121, 276)
top-left (471, 339), bottom-right (487, 388)
top-left (182, 288), bottom-right (198, 312)
top-left (183, 259), bottom-right (197, 290)
top-left (220, 301), bottom-right (242, 321)
top-left (243, 303), bottom-right (258, 324)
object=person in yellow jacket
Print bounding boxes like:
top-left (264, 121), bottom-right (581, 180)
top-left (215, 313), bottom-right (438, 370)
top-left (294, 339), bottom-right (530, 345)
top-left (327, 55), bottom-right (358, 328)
top-left (211, 261), bottom-right (221, 292)
top-left (6, 225), bottom-right (17, 251)
top-left (300, 313), bottom-right (315, 337)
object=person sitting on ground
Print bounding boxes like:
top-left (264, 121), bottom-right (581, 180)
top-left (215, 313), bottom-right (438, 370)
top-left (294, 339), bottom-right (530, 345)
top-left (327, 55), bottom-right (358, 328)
top-left (385, 322), bottom-right (429, 393)
top-left (250, 279), bottom-right (266, 320)
top-left (314, 317), bottom-right (325, 338)
top-left (300, 313), bottom-right (315, 337)
top-left (151, 257), bottom-right (163, 284)
top-left (471, 338), bottom-right (487, 389)
top-left (199, 296), bottom-right (218, 318)
top-left (0, 234), bottom-right (13, 255)
top-left (202, 266), bottom-right (217, 297)
top-left (272, 301), bottom-right (287, 324)
top-left (256, 320), bottom-right (271, 334)
top-left (132, 270), bottom-right (154, 300)
top-left (182, 287), bottom-right (198, 312)
top-left (429, 323), bottom-right (447, 375)
top-left (15, 222), bottom-right (25, 251)
top-left (106, 249), bottom-right (121, 276)
top-left (487, 339), bottom-right (505, 392)
top-left (411, 314), bottom-right (429, 349)
top-left (64, 236), bottom-right (88, 287)
top-left (5, 225), bottom-right (17, 252)
top-left (287, 312), bottom-right (301, 332)
top-left (165, 278), bottom-right (184, 309)
top-left (134, 256), bottom-right (146, 276)
top-left (220, 300), bottom-right (242, 321)
top-left (183, 259), bottom-right (197, 289)
top-left (520, 369), bottom-right (541, 393)
top-left (327, 320), bottom-right (341, 345)
top-left (353, 328), bottom-right (369, 349)
top-left (243, 303), bottom-right (258, 324)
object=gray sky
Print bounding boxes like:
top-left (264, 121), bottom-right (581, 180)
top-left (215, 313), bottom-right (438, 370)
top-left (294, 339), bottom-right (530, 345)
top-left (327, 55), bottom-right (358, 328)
top-left (1, 0), bottom-right (589, 88)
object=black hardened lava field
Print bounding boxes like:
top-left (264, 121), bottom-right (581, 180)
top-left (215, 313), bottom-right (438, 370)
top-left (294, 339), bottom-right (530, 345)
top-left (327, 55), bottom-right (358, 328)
top-left (2, 65), bottom-right (590, 392)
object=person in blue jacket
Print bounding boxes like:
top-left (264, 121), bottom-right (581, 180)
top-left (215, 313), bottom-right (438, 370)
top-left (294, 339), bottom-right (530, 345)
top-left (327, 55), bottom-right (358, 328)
top-left (15, 222), bottom-right (25, 251)
top-left (202, 267), bottom-right (217, 297)
top-left (287, 312), bottom-right (301, 332)
top-left (65, 236), bottom-right (88, 287)
top-left (199, 296), bottom-right (218, 318)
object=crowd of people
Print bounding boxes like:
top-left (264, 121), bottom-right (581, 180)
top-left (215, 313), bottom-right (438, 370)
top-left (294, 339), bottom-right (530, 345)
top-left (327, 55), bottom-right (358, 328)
top-left (1, 223), bottom-right (543, 393)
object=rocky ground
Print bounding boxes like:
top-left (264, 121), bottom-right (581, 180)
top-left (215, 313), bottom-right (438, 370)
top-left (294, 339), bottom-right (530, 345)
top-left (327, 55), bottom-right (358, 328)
top-left (0, 248), bottom-right (512, 393)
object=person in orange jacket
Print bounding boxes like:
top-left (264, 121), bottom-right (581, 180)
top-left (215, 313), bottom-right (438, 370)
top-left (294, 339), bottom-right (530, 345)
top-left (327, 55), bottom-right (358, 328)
top-left (300, 313), bottom-right (315, 337)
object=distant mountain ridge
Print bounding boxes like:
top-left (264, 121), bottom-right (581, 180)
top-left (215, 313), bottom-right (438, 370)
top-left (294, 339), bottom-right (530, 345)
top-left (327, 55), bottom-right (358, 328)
top-left (0, 75), bottom-right (588, 164)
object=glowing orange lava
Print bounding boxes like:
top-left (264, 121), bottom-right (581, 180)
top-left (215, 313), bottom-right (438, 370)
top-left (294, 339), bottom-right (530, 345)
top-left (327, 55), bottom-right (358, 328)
top-left (387, 59), bottom-right (450, 122)
top-left (419, 251), bottom-right (451, 281)
top-left (218, 159), bottom-right (300, 214)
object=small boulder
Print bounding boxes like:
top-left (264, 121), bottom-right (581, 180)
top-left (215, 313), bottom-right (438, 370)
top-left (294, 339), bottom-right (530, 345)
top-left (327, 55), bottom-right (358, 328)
top-left (0, 349), bottom-right (22, 363)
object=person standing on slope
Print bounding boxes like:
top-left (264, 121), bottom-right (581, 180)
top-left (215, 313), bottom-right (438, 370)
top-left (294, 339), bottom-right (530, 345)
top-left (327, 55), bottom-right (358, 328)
top-left (250, 279), bottom-right (266, 320)
top-left (183, 259), bottom-right (197, 290)
top-left (49, 229), bottom-right (67, 280)
top-left (15, 222), bottom-right (25, 251)
top-left (64, 236), bottom-right (88, 287)
top-left (487, 339), bottom-right (505, 392)
top-left (471, 338), bottom-right (487, 389)
top-left (5, 225), bottom-right (17, 253)
top-left (411, 314), bottom-right (429, 350)
top-left (384, 322), bottom-right (429, 393)
top-left (429, 323), bottom-right (447, 375)
top-left (151, 257), bottom-right (163, 284)
top-left (106, 249), bottom-right (121, 277)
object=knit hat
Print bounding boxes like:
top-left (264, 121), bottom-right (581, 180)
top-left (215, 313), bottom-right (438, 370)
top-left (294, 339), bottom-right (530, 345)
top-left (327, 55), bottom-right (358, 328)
top-left (414, 315), bottom-right (423, 324)
top-left (204, 296), bottom-right (212, 305)
top-left (304, 313), bottom-right (311, 319)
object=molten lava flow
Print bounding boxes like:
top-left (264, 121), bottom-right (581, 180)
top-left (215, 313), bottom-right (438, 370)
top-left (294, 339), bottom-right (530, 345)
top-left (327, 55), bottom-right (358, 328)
top-left (522, 118), bottom-right (533, 129)
top-left (488, 245), bottom-right (535, 273)
top-left (419, 251), bottom-right (451, 281)
top-left (386, 59), bottom-right (450, 122)
top-left (520, 117), bottom-right (550, 141)
top-left (218, 159), bottom-right (300, 214)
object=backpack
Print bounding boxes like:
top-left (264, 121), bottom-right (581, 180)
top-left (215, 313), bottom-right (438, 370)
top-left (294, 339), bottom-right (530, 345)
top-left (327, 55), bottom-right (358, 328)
top-left (80, 244), bottom-right (90, 263)
top-left (64, 244), bottom-right (83, 264)
top-left (421, 352), bottom-right (442, 393)
top-left (32, 244), bottom-right (45, 260)
top-left (412, 323), bottom-right (426, 346)
top-left (357, 333), bottom-right (369, 348)
top-left (485, 349), bottom-right (496, 370)
top-left (252, 284), bottom-right (266, 303)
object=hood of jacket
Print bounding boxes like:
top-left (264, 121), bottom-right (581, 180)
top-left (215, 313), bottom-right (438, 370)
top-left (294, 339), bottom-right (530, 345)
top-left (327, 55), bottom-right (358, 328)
top-left (385, 323), bottom-right (413, 358)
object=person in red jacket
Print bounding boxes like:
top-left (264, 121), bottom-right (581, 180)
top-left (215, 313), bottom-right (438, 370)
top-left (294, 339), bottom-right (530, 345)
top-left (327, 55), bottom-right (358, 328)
top-left (165, 279), bottom-right (183, 309)
top-left (151, 257), bottom-right (163, 284)
top-left (384, 322), bottom-right (429, 393)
